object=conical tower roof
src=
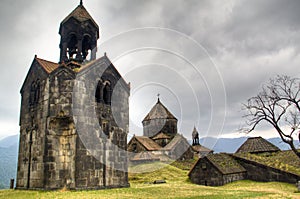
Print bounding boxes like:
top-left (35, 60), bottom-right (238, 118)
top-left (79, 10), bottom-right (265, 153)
top-left (236, 136), bottom-right (280, 153)
top-left (59, 2), bottom-right (99, 33)
top-left (142, 98), bottom-right (177, 122)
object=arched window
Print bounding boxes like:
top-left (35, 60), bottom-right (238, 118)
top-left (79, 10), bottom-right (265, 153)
top-left (35, 79), bottom-right (40, 104)
top-left (95, 80), bottom-right (103, 103)
top-left (29, 80), bottom-right (40, 106)
top-left (29, 82), bottom-right (36, 106)
top-left (132, 143), bottom-right (137, 153)
top-left (82, 35), bottom-right (91, 60)
top-left (103, 82), bottom-right (111, 105)
top-left (67, 34), bottom-right (77, 59)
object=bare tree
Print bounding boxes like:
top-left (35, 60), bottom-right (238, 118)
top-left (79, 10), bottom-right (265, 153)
top-left (242, 75), bottom-right (300, 158)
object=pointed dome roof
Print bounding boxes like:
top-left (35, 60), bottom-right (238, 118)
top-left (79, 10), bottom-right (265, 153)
top-left (236, 136), bottom-right (280, 153)
top-left (142, 98), bottom-right (177, 122)
top-left (60, 3), bottom-right (99, 33)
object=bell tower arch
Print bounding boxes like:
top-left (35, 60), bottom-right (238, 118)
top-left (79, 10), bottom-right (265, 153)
top-left (59, 1), bottom-right (99, 63)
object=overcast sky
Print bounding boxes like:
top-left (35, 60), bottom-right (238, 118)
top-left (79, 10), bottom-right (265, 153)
top-left (0, 0), bottom-right (299, 142)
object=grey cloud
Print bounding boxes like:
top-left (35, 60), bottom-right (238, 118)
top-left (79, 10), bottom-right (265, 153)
top-left (0, 0), bottom-right (298, 139)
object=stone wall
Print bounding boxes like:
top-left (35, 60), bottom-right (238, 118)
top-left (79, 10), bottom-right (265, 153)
top-left (189, 157), bottom-right (223, 186)
top-left (72, 58), bottom-right (130, 189)
top-left (235, 156), bottom-right (300, 184)
top-left (17, 60), bottom-right (49, 189)
top-left (143, 119), bottom-right (177, 138)
top-left (17, 56), bottom-right (130, 190)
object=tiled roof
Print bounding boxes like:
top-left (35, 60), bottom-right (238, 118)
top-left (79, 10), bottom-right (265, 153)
top-left (135, 136), bottom-right (162, 151)
top-left (151, 132), bottom-right (171, 140)
top-left (143, 99), bottom-right (177, 122)
top-left (130, 151), bottom-right (160, 162)
top-left (36, 57), bottom-right (59, 73)
top-left (192, 145), bottom-right (213, 153)
top-left (206, 153), bottom-right (246, 175)
top-left (61, 4), bottom-right (98, 29)
top-left (236, 136), bottom-right (280, 153)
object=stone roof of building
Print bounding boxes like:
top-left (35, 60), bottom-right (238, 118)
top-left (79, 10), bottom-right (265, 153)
top-left (143, 99), bottom-right (177, 122)
top-left (36, 57), bottom-right (59, 73)
top-left (233, 150), bottom-right (300, 176)
top-left (192, 145), bottom-right (213, 153)
top-left (236, 136), bottom-right (280, 153)
top-left (206, 153), bottom-right (246, 175)
top-left (130, 151), bottom-right (160, 162)
top-left (134, 136), bottom-right (162, 151)
top-left (61, 4), bottom-right (99, 29)
top-left (151, 132), bottom-right (171, 140)
top-left (162, 134), bottom-right (189, 151)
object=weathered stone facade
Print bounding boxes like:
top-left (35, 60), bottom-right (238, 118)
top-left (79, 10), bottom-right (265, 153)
top-left (188, 153), bottom-right (246, 186)
top-left (16, 3), bottom-right (130, 190)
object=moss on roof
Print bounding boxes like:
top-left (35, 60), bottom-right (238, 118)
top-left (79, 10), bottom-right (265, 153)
top-left (234, 150), bottom-right (300, 176)
top-left (206, 153), bottom-right (246, 175)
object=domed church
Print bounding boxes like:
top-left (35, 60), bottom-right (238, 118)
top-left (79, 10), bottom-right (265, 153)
top-left (128, 97), bottom-right (194, 162)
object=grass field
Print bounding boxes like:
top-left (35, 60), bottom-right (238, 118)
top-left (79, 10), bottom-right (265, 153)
top-left (0, 162), bottom-right (299, 199)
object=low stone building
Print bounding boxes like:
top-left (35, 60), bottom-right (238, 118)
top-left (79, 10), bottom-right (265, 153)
top-left (189, 136), bottom-right (300, 186)
top-left (233, 154), bottom-right (300, 184)
top-left (188, 153), bottom-right (247, 186)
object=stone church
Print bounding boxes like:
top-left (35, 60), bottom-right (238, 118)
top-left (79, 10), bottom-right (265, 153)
top-left (128, 98), bottom-right (194, 162)
top-left (16, 1), bottom-right (130, 190)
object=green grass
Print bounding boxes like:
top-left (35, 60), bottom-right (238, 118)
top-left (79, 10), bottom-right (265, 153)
top-left (0, 162), bottom-right (299, 199)
top-left (235, 150), bottom-right (300, 175)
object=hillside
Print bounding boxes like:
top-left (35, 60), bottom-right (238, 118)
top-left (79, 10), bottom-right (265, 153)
top-left (0, 162), bottom-right (299, 198)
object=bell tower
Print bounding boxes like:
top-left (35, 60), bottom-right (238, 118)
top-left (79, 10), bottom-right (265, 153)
top-left (59, 0), bottom-right (99, 63)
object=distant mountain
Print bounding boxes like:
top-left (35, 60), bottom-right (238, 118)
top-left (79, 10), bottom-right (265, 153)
top-left (194, 137), bottom-right (300, 153)
top-left (199, 137), bottom-right (248, 153)
top-left (0, 135), bottom-right (18, 189)
top-left (0, 135), bottom-right (19, 148)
